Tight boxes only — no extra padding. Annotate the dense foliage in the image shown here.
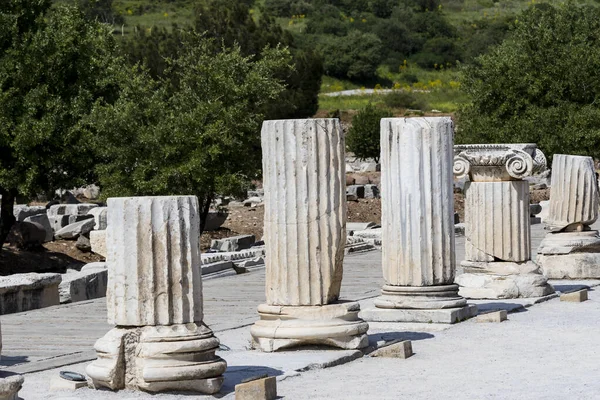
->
[346,103,392,162]
[89,36,292,232]
[458,3,600,159]
[0,0,122,245]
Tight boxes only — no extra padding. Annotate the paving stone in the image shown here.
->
[235,376,277,400]
[49,375,87,390]
[560,289,588,303]
[370,340,413,359]
[476,310,508,323]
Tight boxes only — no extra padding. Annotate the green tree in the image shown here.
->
[346,103,393,162]
[319,30,384,80]
[458,3,600,159]
[0,1,121,247]
[90,35,292,233]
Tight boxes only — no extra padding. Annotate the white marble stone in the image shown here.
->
[374,117,467,312]
[251,119,368,351]
[87,196,226,393]
[538,155,600,278]
[89,230,106,258]
[454,144,554,299]
[0,323,24,400]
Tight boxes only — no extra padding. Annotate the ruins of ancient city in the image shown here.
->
[0,115,597,400]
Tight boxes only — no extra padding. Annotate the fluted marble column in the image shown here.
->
[251,119,368,352]
[87,196,226,393]
[361,117,475,324]
[538,155,600,278]
[454,144,554,299]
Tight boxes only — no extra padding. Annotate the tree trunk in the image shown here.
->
[198,194,213,237]
[0,189,17,253]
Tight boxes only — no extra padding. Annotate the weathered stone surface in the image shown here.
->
[211,234,255,252]
[0,372,24,400]
[49,375,87,390]
[560,289,588,302]
[235,376,277,400]
[47,203,98,232]
[13,205,46,222]
[370,340,413,359]
[76,234,91,252]
[546,154,598,232]
[377,117,466,311]
[54,218,95,240]
[252,119,367,351]
[0,273,61,314]
[87,196,225,393]
[89,230,106,258]
[88,207,107,230]
[454,143,553,299]
[360,162,379,172]
[23,214,52,242]
[59,265,107,303]
[476,310,507,323]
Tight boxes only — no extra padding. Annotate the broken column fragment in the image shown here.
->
[537,154,600,278]
[86,196,226,393]
[454,144,554,299]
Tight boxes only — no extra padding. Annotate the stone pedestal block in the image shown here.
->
[366,117,474,322]
[454,144,554,299]
[87,196,225,393]
[538,155,600,278]
[252,119,368,351]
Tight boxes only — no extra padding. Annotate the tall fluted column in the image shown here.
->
[362,117,475,324]
[87,196,226,393]
[251,119,368,352]
[454,144,554,299]
[538,154,600,278]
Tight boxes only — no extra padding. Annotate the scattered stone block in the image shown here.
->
[560,289,588,303]
[211,234,255,252]
[89,230,106,258]
[0,371,24,400]
[55,218,95,240]
[243,197,263,207]
[76,235,91,252]
[348,174,370,185]
[371,340,413,359]
[345,175,356,186]
[82,184,100,200]
[364,184,379,199]
[235,376,277,400]
[0,273,61,314]
[24,213,53,242]
[59,266,108,303]
[476,310,508,323]
[346,185,365,199]
[454,223,465,236]
[8,221,46,249]
[50,375,87,390]
[347,222,380,234]
[13,205,46,222]
[360,162,379,172]
[88,207,107,230]
[204,211,228,231]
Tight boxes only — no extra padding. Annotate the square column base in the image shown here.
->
[457,261,555,299]
[360,304,478,324]
[537,253,600,279]
[250,302,369,352]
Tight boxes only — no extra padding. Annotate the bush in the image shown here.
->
[458,3,600,160]
[383,91,428,110]
[346,104,393,162]
[318,30,384,80]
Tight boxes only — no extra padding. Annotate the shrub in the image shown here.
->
[346,104,393,162]
[383,91,428,110]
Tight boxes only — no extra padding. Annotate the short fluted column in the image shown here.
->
[538,154,600,278]
[360,117,476,324]
[251,119,368,352]
[87,196,226,393]
[454,144,554,299]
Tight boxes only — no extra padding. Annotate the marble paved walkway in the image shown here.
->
[0,222,556,374]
